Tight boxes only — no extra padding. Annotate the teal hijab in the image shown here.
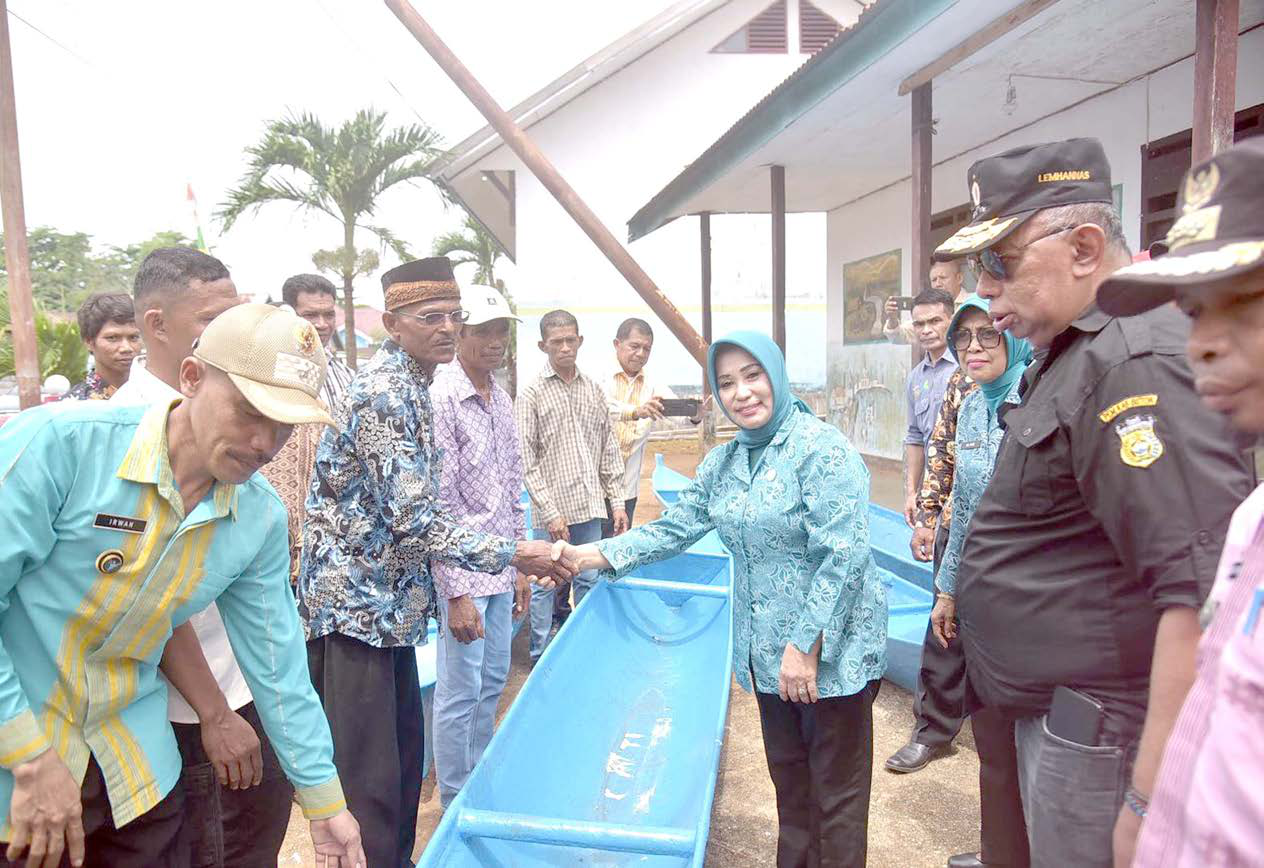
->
[948,295,1033,414]
[707,331,810,464]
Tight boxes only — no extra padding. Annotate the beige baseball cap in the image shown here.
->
[463,285,521,326]
[193,303,337,427]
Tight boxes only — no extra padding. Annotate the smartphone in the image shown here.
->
[659,398,701,417]
[1046,685,1104,746]
[894,296,917,311]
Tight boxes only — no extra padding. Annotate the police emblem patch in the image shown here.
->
[96,549,125,574]
[1114,414,1164,468]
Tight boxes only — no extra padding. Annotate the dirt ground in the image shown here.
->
[279,440,981,867]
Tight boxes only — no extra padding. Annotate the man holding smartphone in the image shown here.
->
[937,138,1253,868]
[1096,138,1264,868]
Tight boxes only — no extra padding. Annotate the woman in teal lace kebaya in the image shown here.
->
[562,330,886,868]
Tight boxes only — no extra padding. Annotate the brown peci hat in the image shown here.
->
[193,303,336,427]
[382,257,461,311]
[1098,138,1264,317]
[935,138,1114,260]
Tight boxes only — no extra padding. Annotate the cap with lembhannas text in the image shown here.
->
[935,137,1114,260]
[193,303,337,427]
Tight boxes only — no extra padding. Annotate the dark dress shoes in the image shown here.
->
[883,740,941,773]
[946,854,986,868]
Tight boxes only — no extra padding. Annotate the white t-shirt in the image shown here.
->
[112,359,253,724]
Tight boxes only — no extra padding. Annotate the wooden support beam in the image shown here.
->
[1193,0,1239,163]
[0,0,39,409]
[699,212,715,449]
[385,0,708,366]
[771,165,786,354]
[898,0,1061,96]
[910,83,933,366]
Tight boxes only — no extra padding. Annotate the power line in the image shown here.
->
[7,7,94,68]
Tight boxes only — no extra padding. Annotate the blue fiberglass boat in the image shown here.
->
[418,499,735,865]
[649,455,933,691]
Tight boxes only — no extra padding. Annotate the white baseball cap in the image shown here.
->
[463,285,521,327]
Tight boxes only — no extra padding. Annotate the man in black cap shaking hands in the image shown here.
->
[935,138,1253,868]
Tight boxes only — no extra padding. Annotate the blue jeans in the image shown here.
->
[529,518,602,658]
[433,591,514,808]
[1014,713,1137,868]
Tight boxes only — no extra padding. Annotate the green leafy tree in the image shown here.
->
[218,109,445,367]
[432,215,518,394]
[106,230,194,287]
[0,290,88,383]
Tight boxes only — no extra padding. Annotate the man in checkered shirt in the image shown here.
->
[516,309,626,661]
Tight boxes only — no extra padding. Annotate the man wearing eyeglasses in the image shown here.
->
[934,138,1253,868]
[297,258,578,868]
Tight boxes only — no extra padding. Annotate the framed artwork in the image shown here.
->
[842,248,901,345]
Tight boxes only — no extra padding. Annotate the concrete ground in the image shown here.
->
[279,441,981,866]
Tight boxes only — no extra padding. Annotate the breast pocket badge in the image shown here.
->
[1115,414,1164,469]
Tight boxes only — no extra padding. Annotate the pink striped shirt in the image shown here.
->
[1134,483,1264,867]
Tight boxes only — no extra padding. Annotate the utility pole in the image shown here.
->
[384,0,708,367]
[0,0,39,409]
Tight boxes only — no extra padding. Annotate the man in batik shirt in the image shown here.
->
[298,258,572,868]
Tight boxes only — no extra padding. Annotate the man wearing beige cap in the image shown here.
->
[0,303,365,868]
[299,258,574,867]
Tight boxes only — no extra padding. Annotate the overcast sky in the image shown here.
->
[8,0,679,306]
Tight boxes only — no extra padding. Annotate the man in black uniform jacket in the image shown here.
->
[933,138,1254,868]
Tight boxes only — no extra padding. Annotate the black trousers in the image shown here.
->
[172,701,293,868]
[755,681,878,868]
[971,707,1030,867]
[912,520,966,748]
[308,632,423,868]
[0,757,189,868]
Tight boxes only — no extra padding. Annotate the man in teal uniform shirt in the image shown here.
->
[0,304,365,868]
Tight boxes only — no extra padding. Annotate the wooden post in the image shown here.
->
[910,83,933,366]
[771,165,786,354]
[385,0,708,367]
[0,0,38,409]
[699,212,715,450]
[1192,0,1239,163]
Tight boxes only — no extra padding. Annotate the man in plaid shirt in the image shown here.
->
[517,309,626,660]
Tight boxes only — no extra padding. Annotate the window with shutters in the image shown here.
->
[713,0,788,54]
[799,0,842,53]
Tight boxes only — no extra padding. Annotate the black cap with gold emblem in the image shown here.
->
[934,137,1114,260]
[1098,138,1264,317]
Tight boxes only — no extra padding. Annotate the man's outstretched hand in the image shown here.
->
[513,540,578,584]
[311,809,366,868]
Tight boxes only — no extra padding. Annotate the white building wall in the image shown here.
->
[462,0,835,387]
[825,27,1264,460]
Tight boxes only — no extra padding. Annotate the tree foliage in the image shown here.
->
[217,109,446,367]
[0,227,192,314]
[0,289,89,383]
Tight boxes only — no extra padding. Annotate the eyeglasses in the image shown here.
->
[393,309,470,327]
[971,225,1076,281]
[951,326,1003,351]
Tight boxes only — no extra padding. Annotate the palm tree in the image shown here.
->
[432,214,504,285]
[217,109,445,367]
[432,216,520,394]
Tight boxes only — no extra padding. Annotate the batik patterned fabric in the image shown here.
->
[298,341,516,648]
[915,368,977,530]
[430,363,525,599]
[63,371,116,401]
[935,383,1020,594]
[258,423,324,584]
[597,409,887,698]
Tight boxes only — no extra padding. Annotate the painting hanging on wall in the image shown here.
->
[842,248,901,345]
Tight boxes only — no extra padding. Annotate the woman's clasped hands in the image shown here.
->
[778,635,822,703]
